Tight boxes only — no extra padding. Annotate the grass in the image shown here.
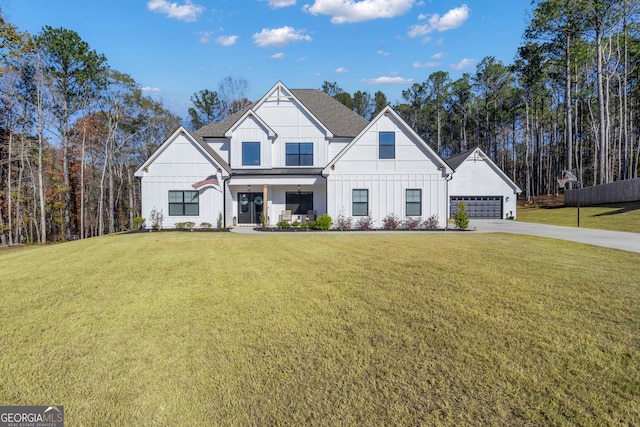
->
[517,201,640,233]
[1,232,639,425]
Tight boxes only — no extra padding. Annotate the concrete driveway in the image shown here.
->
[470,220,640,254]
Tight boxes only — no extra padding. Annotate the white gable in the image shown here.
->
[449,149,522,196]
[324,108,449,175]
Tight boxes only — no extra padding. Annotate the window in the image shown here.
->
[169,190,199,216]
[352,189,369,216]
[286,143,313,166]
[286,192,313,215]
[242,141,260,166]
[406,189,422,216]
[379,132,395,159]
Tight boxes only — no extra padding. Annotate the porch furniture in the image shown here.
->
[280,210,292,223]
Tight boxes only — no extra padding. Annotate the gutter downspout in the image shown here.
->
[445,171,454,230]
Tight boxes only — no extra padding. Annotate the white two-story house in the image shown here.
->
[134,82,518,228]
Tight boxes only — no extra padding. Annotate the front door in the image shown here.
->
[238,192,264,224]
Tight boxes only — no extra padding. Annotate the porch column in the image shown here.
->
[263,184,268,225]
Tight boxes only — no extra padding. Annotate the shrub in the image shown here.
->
[277,220,291,229]
[132,216,145,230]
[292,220,301,228]
[453,202,469,230]
[402,217,422,230]
[184,221,195,230]
[149,207,164,230]
[200,222,212,229]
[315,214,333,230]
[382,213,401,230]
[356,214,375,230]
[335,212,353,231]
[305,220,317,229]
[175,222,186,230]
[422,214,440,231]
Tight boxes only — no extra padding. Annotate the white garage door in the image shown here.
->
[450,196,503,219]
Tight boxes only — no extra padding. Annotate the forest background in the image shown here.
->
[1,0,639,244]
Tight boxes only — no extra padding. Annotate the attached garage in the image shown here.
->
[450,196,503,219]
[446,147,522,220]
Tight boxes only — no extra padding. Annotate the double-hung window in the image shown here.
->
[169,190,199,216]
[286,143,313,166]
[352,189,369,216]
[242,141,260,166]
[379,132,395,159]
[406,189,422,216]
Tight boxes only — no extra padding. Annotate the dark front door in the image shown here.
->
[238,192,264,224]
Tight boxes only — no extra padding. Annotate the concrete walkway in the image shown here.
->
[470,220,640,254]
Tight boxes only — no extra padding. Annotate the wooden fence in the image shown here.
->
[565,178,640,206]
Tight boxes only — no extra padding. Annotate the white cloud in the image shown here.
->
[268,0,296,7]
[377,50,390,56]
[271,52,286,59]
[408,4,469,37]
[451,57,475,70]
[216,35,238,46]
[253,26,312,48]
[362,76,414,85]
[141,86,162,93]
[303,0,414,24]
[413,61,440,68]
[147,0,204,22]
[432,51,446,59]
[336,67,349,73]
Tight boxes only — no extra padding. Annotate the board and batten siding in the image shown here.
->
[227,102,329,169]
[139,133,223,228]
[449,156,518,219]
[326,114,448,227]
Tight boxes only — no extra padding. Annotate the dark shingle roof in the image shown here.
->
[445,148,477,171]
[194,89,368,138]
[290,89,368,137]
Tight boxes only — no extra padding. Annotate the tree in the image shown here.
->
[352,90,373,120]
[35,26,107,240]
[188,89,222,130]
[372,90,388,117]
[321,81,343,97]
[217,76,251,117]
[426,71,452,154]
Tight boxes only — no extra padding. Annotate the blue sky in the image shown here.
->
[5,0,532,120]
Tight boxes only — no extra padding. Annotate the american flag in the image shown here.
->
[192,175,219,189]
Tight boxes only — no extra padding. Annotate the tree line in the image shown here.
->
[2,0,639,244]
[316,0,639,201]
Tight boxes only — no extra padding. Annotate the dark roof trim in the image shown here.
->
[231,168,323,176]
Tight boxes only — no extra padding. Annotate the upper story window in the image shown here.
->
[286,143,313,166]
[169,190,199,216]
[379,132,395,159]
[242,141,260,166]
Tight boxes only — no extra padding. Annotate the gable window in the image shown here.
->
[242,141,260,166]
[286,192,313,215]
[379,132,395,159]
[406,189,422,216]
[286,143,313,166]
[169,190,199,216]
[352,189,369,216]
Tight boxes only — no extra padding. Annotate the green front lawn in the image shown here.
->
[1,233,638,425]
[517,201,640,233]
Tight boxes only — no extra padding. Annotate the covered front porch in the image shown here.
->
[225,170,327,227]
